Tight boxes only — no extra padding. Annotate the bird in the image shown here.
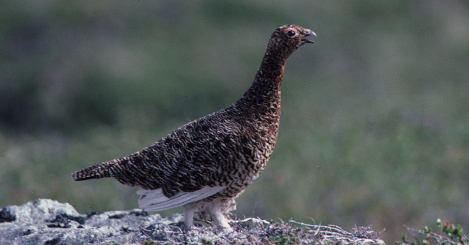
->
[72,24,316,231]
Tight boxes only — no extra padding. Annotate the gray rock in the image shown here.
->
[0,199,385,244]
[0,199,178,244]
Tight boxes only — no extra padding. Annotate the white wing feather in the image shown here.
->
[137,186,226,211]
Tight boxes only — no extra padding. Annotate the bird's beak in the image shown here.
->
[301,29,317,44]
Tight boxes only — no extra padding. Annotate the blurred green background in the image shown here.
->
[1,0,468,243]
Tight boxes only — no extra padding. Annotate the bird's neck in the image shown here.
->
[240,50,288,106]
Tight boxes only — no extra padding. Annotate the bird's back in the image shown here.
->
[72,100,278,199]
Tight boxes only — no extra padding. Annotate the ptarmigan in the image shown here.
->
[72,24,315,231]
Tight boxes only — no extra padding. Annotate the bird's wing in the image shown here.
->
[111,110,245,194]
[137,186,227,211]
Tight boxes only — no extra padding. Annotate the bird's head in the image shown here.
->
[267,24,316,58]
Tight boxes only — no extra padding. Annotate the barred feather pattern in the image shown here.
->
[72,24,315,229]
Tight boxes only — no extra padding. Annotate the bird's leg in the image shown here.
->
[210,209,232,231]
[203,199,234,231]
[182,204,197,229]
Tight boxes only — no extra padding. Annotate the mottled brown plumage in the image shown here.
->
[72,24,315,230]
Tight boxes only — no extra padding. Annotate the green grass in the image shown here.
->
[1,1,468,244]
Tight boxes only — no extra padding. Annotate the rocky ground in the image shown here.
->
[0,199,385,244]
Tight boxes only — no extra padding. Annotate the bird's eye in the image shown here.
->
[286,30,296,37]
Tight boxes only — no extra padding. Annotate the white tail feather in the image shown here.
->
[137,186,226,211]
